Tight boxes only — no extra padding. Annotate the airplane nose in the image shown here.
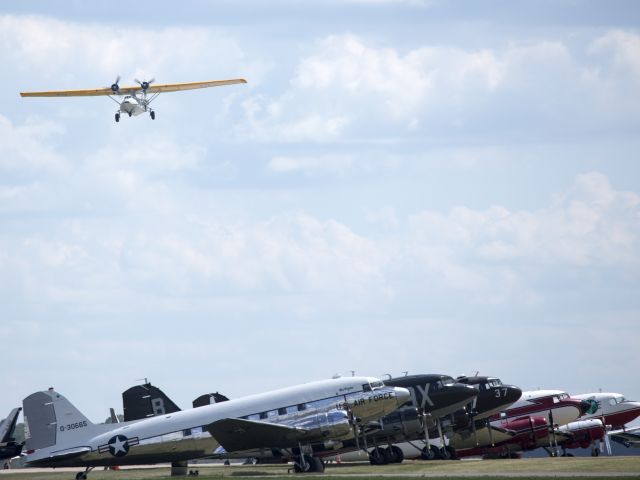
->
[394,386,411,406]
[506,385,523,403]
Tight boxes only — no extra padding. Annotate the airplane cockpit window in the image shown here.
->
[432,380,444,391]
[559,393,569,400]
[487,379,503,388]
[553,396,560,403]
[615,396,625,404]
[442,376,455,386]
[363,381,384,391]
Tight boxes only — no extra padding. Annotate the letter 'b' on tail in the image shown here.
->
[23,389,94,452]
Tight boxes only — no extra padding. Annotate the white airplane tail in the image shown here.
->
[23,389,108,454]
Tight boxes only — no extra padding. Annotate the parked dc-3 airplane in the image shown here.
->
[23,377,409,479]
[447,389,590,458]
[20,77,247,122]
[553,392,640,457]
[334,374,522,463]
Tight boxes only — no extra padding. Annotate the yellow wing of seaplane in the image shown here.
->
[20,77,247,122]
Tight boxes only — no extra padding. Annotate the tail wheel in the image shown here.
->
[150,111,155,120]
[115,113,120,123]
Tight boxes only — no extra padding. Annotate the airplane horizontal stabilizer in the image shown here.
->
[206,418,309,452]
[24,447,91,466]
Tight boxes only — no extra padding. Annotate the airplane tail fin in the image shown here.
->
[0,407,21,444]
[193,392,230,408]
[122,382,181,422]
[23,389,97,452]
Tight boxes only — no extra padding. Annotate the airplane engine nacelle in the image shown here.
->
[293,409,353,441]
[559,419,605,449]
[502,416,549,449]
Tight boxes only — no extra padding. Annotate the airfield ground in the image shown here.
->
[0,458,639,480]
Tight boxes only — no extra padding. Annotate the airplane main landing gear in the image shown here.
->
[75,466,94,480]
[115,112,120,122]
[150,110,155,120]
[293,454,324,473]
[421,444,440,460]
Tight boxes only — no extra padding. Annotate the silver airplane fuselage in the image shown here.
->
[24,377,409,468]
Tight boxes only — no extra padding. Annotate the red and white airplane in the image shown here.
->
[555,392,640,456]
[448,389,590,458]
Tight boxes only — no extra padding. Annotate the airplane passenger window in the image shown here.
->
[267,410,278,418]
[297,403,307,412]
[248,414,260,421]
[286,405,297,414]
[260,412,268,419]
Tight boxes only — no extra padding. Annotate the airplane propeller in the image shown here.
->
[343,403,361,453]
[548,409,558,456]
[601,415,612,455]
[135,78,155,91]
[110,75,121,94]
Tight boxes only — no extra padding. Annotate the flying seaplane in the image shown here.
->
[20,76,247,122]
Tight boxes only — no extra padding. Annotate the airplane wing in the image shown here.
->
[20,78,247,97]
[206,418,313,452]
[610,427,640,448]
[0,408,21,443]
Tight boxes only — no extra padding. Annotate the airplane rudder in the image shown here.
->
[23,389,95,450]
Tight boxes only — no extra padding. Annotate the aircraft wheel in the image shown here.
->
[385,445,404,463]
[150,111,155,120]
[421,445,440,460]
[75,473,87,480]
[294,455,313,473]
[439,446,451,460]
[115,113,120,122]
[591,448,600,457]
[369,447,389,465]
[444,445,458,460]
[389,445,404,463]
[311,457,324,472]
[562,453,574,457]
[128,112,132,117]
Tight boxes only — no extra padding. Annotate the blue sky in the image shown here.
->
[1,0,639,421]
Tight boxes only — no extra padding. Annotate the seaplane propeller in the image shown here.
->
[110,75,121,94]
[135,78,155,91]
